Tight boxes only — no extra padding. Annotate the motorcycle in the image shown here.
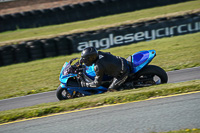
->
[56,50,168,100]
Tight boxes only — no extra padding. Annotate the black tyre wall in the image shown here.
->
[40,9,53,26]
[90,1,104,17]
[26,40,45,60]
[1,14,16,31]
[20,12,32,28]
[72,4,85,21]
[41,39,58,57]
[61,5,75,22]
[71,12,200,53]
[12,13,24,29]
[0,0,192,32]
[13,42,29,63]
[0,45,15,66]
[51,7,64,24]
[0,36,73,66]
[80,2,95,19]
[55,36,73,55]
[0,12,199,66]
[0,49,2,66]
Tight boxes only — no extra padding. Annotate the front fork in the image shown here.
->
[60,83,83,98]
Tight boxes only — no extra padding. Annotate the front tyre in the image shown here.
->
[56,86,72,100]
[134,65,168,87]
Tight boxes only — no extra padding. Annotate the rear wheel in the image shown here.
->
[134,65,168,87]
[56,86,72,100]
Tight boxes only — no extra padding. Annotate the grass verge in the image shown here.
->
[154,128,200,133]
[0,32,200,100]
[0,0,200,45]
[0,80,200,124]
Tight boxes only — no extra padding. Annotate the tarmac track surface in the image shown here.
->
[0,90,200,133]
[0,66,200,111]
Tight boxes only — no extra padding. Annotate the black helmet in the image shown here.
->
[81,47,98,66]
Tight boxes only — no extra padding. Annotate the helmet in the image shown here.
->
[81,47,98,66]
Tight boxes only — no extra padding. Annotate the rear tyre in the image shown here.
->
[134,65,168,87]
[56,86,72,100]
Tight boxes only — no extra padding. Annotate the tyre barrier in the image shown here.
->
[0,36,73,66]
[55,36,73,55]
[71,12,200,52]
[41,39,57,57]
[26,40,45,60]
[0,14,16,31]
[0,45,15,66]
[0,0,191,32]
[0,12,199,66]
[13,42,29,63]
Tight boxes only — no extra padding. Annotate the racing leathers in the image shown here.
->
[81,51,129,91]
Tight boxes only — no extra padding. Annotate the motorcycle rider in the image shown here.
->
[80,46,130,92]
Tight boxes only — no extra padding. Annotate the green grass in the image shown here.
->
[0,79,200,124]
[0,32,200,100]
[154,128,200,133]
[0,0,200,45]
[0,0,200,125]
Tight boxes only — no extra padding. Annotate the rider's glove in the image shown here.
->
[81,81,87,87]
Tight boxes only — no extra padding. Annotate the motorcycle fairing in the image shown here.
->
[131,50,156,73]
[59,62,77,84]
[66,86,107,95]
[85,65,96,79]
[59,62,108,95]
[60,81,107,96]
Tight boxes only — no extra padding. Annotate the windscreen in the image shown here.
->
[62,58,79,75]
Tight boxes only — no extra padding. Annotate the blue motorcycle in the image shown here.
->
[56,50,168,100]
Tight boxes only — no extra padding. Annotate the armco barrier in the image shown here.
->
[0,0,191,32]
[0,12,200,66]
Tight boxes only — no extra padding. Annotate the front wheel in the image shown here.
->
[56,86,72,100]
[134,65,168,87]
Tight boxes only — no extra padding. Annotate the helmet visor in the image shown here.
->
[81,57,89,65]
[81,57,94,66]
